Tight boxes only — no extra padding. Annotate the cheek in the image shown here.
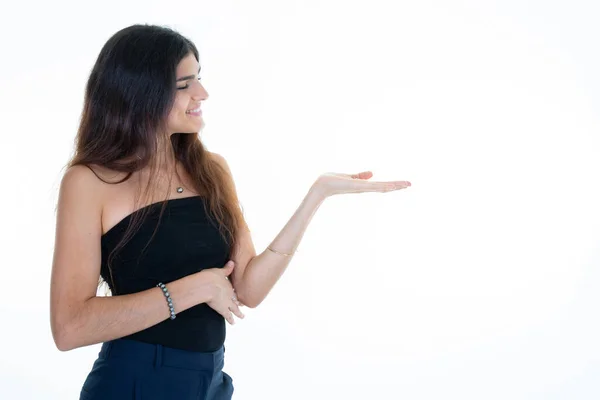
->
[177,97,190,115]
[169,98,188,120]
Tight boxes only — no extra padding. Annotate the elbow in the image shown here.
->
[52,325,76,352]
[243,300,260,309]
[237,290,262,309]
[234,278,266,309]
[51,297,93,351]
[55,338,75,352]
[51,313,79,352]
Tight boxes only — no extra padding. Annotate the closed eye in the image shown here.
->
[177,77,202,90]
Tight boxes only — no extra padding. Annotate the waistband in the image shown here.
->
[99,339,225,371]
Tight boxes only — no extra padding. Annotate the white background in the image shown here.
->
[1,0,599,399]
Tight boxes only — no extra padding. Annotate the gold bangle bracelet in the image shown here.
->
[267,246,296,257]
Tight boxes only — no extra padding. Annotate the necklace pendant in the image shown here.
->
[176,187,184,193]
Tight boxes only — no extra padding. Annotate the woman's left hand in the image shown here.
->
[311,171,411,198]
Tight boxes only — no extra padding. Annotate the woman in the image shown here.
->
[50,24,411,400]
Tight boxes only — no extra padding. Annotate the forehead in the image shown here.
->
[176,53,199,75]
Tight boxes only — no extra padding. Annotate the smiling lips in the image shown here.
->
[186,105,202,116]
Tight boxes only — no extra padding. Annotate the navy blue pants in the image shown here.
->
[79,339,234,400]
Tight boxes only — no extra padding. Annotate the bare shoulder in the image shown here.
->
[60,164,107,195]
[207,150,223,163]
[55,163,105,258]
[58,164,114,214]
[80,163,131,184]
[208,151,232,174]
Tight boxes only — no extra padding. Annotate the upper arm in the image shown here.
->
[50,164,104,347]
[210,152,256,294]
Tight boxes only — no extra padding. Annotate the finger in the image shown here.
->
[225,310,235,325]
[352,171,373,180]
[231,292,240,305]
[395,181,411,187]
[231,292,242,307]
[340,171,373,180]
[388,181,411,190]
[229,302,245,319]
[233,295,245,307]
[373,181,411,192]
[222,260,235,276]
[330,171,373,180]
[347,177,405,192]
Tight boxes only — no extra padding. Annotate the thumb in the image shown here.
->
[222,260,235,275]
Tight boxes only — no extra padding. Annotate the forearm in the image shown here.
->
[237,185,327,308]
[55,272,213,351]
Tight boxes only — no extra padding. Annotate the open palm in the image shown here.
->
[313,171,411,197]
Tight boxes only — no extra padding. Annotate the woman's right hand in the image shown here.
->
[200,261,245,325]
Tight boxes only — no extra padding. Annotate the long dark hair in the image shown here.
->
[63,24,244,293]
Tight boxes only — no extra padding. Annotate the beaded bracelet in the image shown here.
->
[156,282,176,320]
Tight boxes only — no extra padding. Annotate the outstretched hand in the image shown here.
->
[312,171,411,197]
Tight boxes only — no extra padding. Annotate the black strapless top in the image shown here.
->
[100,196,231,352]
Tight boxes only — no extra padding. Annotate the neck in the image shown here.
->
[158,135,177,170]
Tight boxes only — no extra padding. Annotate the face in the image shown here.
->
[166,52,209,135]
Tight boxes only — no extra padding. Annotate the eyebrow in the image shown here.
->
[176,67,201,82]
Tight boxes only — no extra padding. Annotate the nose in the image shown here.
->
[191,81,209,101]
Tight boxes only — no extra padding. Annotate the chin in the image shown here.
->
[189,117,204,129]
[175,121,204,134]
